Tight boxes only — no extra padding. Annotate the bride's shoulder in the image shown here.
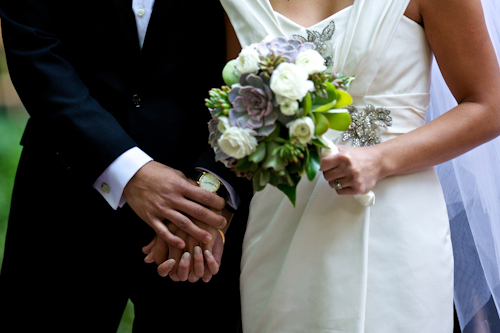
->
[406,0,485,29]
[404,0,423,26]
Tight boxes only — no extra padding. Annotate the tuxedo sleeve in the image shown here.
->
[0,2,137,185]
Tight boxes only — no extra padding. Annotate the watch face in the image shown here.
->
[198,173,220,193]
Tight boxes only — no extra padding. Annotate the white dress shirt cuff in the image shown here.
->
[93,147,153,210]
[196,167,241,210]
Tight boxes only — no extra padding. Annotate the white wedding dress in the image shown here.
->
[220,1,454,332]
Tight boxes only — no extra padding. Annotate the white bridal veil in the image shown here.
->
[426,0,500,330]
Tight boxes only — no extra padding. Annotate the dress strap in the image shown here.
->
[333,0,412,97]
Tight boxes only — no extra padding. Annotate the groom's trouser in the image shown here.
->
[0,145,247,332]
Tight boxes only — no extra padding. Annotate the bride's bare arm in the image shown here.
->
[322,0,500,194]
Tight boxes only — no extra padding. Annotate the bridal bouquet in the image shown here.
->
[205,36,353,206]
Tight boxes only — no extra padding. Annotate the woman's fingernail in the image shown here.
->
[167,259,176,268]
[182,252,190,262]
[194,246,201,256]
[204,250,213,258]
[203,234,212,244]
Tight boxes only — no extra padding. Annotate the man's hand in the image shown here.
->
[124,161,227,249]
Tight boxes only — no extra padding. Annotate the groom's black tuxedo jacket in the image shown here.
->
[3,0,251,190]
[0,1,250,332]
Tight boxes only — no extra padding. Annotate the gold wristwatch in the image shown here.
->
[194,171,228,244]
[194,171,229,200]
[196,172,221,194]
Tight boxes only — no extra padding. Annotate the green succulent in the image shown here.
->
[272,137,306,165]
[205,86,232,116]
[309,72,330,100]
[259,54,288,79]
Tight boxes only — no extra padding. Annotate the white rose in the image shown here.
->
[286,117,315,145]
[270,63,314,101]
[217,116,231,133]
[218,127,259,159]
[234,45,261,76]
[295,49,327,74]
[276,95,299,116]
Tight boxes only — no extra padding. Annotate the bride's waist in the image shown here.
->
[330,92,430,144]
[352,92,430,111]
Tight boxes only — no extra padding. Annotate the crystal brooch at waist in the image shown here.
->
[342,104,392,147]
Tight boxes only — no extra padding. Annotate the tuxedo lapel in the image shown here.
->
[139,0,167,56]
[110,0,141,55]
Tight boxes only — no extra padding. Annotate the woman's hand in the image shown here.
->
[320,145,384,195]
[143,219,224,283]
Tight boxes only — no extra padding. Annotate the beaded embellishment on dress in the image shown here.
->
[342,104,393,146]
[293,20,335,66]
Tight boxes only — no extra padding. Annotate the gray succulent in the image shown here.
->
[256,36,316,63]
[228,73,279,137]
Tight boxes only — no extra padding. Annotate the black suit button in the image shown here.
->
[132,94,141,107]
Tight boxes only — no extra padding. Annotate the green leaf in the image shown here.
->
[269,171,283,186]
[311,100,337,112]
[264,123,281,142]
[287,159,304,175]
[252,170,266,192]
[313,81,338,105]
[333,89,353,109]
[261,142,287,171]
[306,146,321,181]
[321,110,352,131]
[312,136,331,149]
[277,183,298,207]
[302,92,312,117]
[236,158,254,172]
[314,113,329,136]
[248,142,267,164]
[259,169,271,187]
[309,111,316,125]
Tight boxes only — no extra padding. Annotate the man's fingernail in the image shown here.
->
[167,259,176,268]
[204,250,213,258]
[194,246,201,256]
[182,252,190,262]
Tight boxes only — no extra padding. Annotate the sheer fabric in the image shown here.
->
[426,0,500,330]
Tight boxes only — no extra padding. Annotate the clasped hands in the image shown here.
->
[124,161,231,283]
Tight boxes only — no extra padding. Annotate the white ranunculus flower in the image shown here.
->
[261,34,275,44]
[270,63,314,101]
[234,45,261,76]
[295,49,327,74]
[276,95,299,116]
[286,117,315,145]
[218,127,258,159]
[217,116,231,133]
